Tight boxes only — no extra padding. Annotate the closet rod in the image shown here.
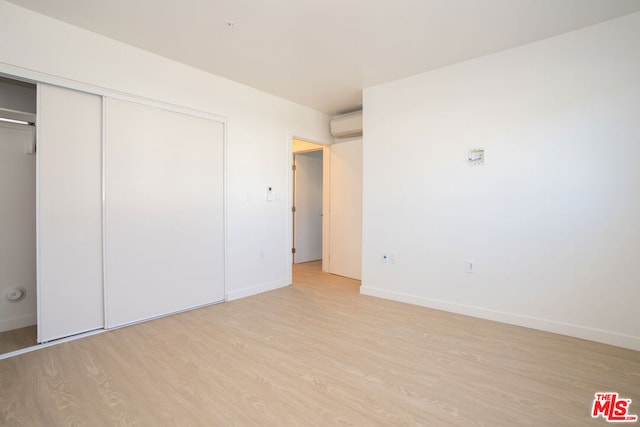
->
[0,117,35,126]
[0,107,36,126]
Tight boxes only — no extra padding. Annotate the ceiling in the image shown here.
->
[7,0,640,115]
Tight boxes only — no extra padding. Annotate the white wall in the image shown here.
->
[362,13,640,350]
[0,1,332,304]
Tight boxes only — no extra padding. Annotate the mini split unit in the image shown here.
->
[329,110,363,138]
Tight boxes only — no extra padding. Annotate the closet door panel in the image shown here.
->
[104,98,224,328]
[38,84,104,342]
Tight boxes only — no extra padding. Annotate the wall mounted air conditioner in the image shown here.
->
[330,110,362,138]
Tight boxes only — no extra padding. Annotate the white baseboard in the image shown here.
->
[360,286,640,351]
[226,279,289,302]
[0,313,37,333]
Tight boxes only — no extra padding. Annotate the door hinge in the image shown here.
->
[292,164,297,171]
[292,206,296,212]
[292,248,296,254]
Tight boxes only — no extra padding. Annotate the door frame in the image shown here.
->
[292,149,324,264]
[288,137,331,277]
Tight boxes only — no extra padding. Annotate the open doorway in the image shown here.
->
[292,139,324,265]
[0,76,37,355]
[290,137,363,281]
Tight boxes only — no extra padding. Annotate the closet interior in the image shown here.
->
[0,76,37,355]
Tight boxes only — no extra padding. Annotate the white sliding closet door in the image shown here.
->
[104,98,224,328]
[38,85,104,342]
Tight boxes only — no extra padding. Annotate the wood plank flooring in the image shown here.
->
[0,326,37,355]
[1,261,638,426]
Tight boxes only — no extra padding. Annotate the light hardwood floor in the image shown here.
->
[0,326,37,355]
[1,261,638,426]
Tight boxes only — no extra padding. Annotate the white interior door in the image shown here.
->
[0,122,36,333]
[38,84,104,342]
[293,151,323,263]
[104,98,224,328]
[329,140,362,280]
